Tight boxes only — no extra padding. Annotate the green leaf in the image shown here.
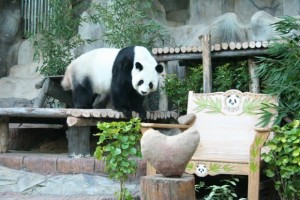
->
[129,147,137,155]
[121,143,129,149]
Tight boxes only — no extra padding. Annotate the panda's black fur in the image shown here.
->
[61,46,163,118]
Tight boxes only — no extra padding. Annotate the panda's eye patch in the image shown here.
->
[149,82,153,89]
[138,80,144,86]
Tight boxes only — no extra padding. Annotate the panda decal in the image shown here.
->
[225,94,240,108]
[61,46,164,117]
[195,164,208,177]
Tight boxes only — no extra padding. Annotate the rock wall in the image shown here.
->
[0,1,22,78]
[157,0,300,46]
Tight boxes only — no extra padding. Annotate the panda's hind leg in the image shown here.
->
[92,94,109,108]
[73,77,94,108]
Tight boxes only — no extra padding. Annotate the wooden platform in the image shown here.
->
[0,108,178,157]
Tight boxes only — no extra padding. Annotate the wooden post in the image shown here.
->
[140,174,195,200]
[201,34,212,93]
[66,127,90,157]
[159,62,168,111]
[248,58,260,93]
[0,117,9,153]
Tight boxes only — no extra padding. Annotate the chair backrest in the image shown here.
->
[187,90,277,162]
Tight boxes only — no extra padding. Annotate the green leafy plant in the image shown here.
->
[94,118,142,200]
[88,0,168,49]
[204,178,240,200]
[196,178,243,200]
[164,61,249,114]
[256,15,300,123]
[262,120,300,200]
[31,0,90,76]
[213,61,249,92]
[163,66,203,114]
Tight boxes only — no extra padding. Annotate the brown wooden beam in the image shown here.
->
[154,49,269,62]
[201,34,212,93]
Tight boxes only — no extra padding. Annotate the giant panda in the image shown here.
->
[61,46,164,117]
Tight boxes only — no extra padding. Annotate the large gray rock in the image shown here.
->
[0,77,41,99]
[0,9,21,44]
[249,11,280,41]
[18,39,36,65]
[209,12,248,43]
[141,128,200,177]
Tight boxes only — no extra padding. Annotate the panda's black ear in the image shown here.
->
[156,64,164,74]
[135,62,143,71]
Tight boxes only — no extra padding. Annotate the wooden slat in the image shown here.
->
[197,46,202,52]
[214,43,221,51]
[192,46,198,52]
[229,42,236,50]
[163,47,169,54]
[255,41,262,48]
[235,42,242,49]
[262,41,269,48]
[152,48,158,55]
[169,47,175,54]
[186,46,192,53]
[180,46,187,53]
[249,41,256,48]
[242,42,249,49]
[140,123,190,130]
[221,43,229,50]
[158,48,163,54]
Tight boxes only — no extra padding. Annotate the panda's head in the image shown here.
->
[131,47,164,96]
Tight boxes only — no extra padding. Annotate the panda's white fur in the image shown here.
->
[61,46,163,116]
[61,48,119,95]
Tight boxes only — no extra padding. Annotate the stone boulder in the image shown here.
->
[141,128,200,177]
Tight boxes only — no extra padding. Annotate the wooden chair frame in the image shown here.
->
[141,89,277,200]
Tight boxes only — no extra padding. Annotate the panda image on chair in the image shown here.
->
[61,46,164,118]
[225,94,240,108]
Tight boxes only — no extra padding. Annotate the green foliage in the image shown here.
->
[31,0,90,76]
[94,118,142,200]
[196,178,242,200]
[163,66,203,114]
[213,61,249,92]
[262,120,300,200]
[256,15,300,122]
[164,61,249,114]
[88,0,168,49]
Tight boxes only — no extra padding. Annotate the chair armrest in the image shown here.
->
[254,127,271,132]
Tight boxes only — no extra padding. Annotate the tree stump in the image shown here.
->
[140,174,195,200]
[66,127,90,157]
